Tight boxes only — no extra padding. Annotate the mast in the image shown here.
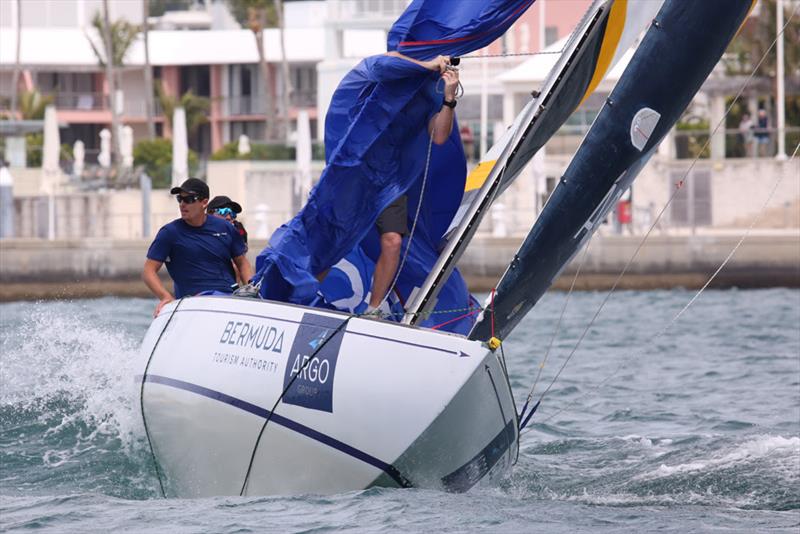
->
[403,1,610,325]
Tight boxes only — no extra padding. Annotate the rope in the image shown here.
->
[375,131,435,312]
[459,49,565,60]
[139,298,183,498]
[537,139,800,426]
[519,3,799,428]
[239,314,354,496]
[518,237,593,429]
[430,307,482,330]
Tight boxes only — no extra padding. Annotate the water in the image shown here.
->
[1,289,798,532]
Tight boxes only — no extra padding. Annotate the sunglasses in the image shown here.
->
[213,207,236,218]
[176,195,200,204]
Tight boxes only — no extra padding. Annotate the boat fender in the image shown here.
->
[487,337,502,351]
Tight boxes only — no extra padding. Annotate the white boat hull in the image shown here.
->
[138,296,518,497]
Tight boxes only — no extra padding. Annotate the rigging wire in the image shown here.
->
[521,3,799,427]
[139,298,184,498]
[517,236,593,428]
[536,139,800,427]
[459,49,565,60]
[239,314,355,495]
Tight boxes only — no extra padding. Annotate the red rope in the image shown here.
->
[430,308,481,331]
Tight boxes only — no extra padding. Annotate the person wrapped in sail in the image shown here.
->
[252,0,536,334]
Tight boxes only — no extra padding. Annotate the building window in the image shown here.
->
[290,65,317,107]
[230,121,265,142]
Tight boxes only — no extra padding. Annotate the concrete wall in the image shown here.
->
[2,233,797,288]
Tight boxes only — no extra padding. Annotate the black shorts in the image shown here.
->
[376,195,408,235]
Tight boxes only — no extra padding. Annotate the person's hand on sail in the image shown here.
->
[441,67,459,101]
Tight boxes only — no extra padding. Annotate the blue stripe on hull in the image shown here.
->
[441,419,516,492]
[144,374,516,493]
[144,374,411,488]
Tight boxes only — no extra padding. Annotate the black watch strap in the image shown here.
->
[442,98,457,109]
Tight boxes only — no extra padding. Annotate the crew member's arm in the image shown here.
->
[429,68,459,144]
[232,254,254,284]
[142,259,174,317]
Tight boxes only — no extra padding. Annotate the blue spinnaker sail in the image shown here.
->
[254,0,534,334]
[388,0,535,60]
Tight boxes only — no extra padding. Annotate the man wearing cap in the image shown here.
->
[142,178,253,316]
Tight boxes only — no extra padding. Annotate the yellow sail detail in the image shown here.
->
[579,0,628,106]
[464,160,497,192]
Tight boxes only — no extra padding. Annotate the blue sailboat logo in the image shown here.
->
[308,329,329,351]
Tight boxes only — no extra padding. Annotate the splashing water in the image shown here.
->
[0,298,158,499]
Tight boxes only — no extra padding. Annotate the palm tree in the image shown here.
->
[143,0,156,139]
[273,0,292,143]
[18,90,54,120]
[156,83,210,136]
[10,0,22,117]
[87,4,138,165]
[227,0,279,141]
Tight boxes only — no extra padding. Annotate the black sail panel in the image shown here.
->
[469,0,755,342]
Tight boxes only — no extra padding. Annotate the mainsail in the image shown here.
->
[469,0,756,342]
[403,0,665,325]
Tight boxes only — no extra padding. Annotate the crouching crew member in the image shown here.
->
[142,178,253,316]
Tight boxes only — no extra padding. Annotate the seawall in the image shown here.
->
[1,232,798,301]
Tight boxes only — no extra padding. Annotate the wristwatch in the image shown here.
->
[442,98,457,109]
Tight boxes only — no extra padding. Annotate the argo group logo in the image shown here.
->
[282,313,346,413]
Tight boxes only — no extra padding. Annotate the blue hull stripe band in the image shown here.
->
[144,374,412,488]
[441,418,516,492]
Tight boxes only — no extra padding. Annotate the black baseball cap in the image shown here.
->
[170,178,209,199]
[207,195,242,213]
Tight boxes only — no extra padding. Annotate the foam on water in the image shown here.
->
[645,435,800,479]
[0,302,144,443]
[0,300,158,499]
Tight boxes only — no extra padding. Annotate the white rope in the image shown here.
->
[523,235,594,406]
[537,139,800,426]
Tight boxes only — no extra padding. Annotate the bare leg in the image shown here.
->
[369,232,402,309]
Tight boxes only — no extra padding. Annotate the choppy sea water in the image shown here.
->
[1,289,798,532]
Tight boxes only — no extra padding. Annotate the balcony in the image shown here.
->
[227,95,268,116]
[42,91,107,111]
[227,92,317,116]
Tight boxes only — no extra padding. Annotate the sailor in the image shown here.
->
[365,54,460,316]
[207,195,248,249]
[142,178,253,316]
[207,194,249,285]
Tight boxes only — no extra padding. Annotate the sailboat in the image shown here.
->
[137,0,754,497]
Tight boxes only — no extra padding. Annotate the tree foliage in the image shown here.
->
[134,138,199,188]
[227,0,278,30]
[88,12,139,68]
[156,83,210,136]
[724,1,800,79]
[18,90,54,120]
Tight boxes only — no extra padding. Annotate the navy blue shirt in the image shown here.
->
[147,216,247,298]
